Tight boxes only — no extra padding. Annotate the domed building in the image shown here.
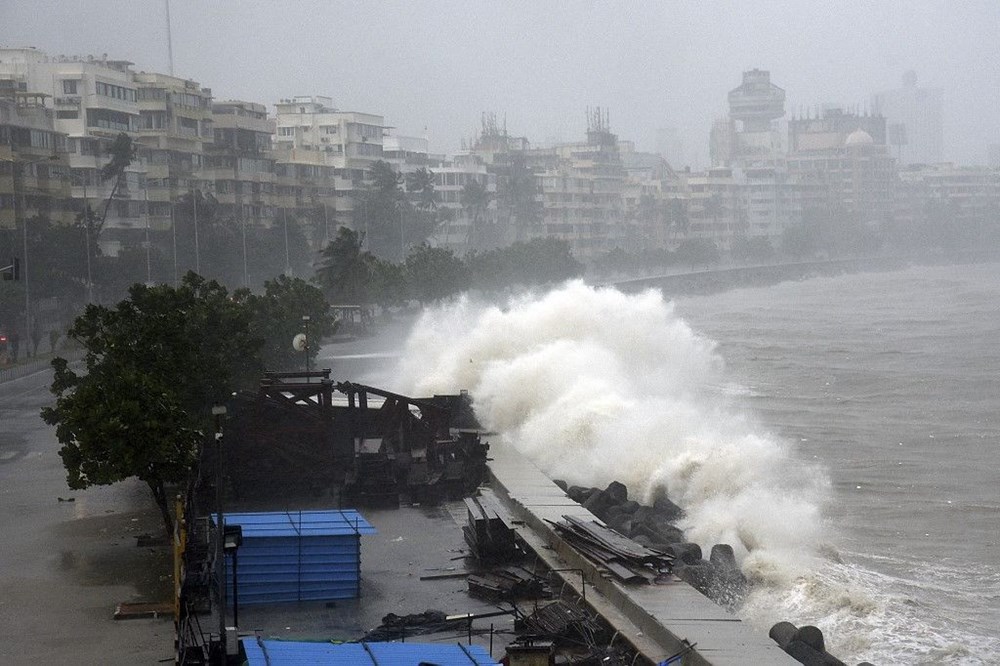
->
[787,108,896,228]
[845,128,875,147]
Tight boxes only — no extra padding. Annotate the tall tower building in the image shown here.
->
[726,69,785,164]
[872,71,943,165]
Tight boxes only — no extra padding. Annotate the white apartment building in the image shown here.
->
[0,48,144,249]
[207,100,276,227]
[134,72,213,231]
[272,96,384,234]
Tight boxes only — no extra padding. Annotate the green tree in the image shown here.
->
[354,161,404,260]
[41,273,263,538]
[405,167,438,212]
[367,257,408,309]
[461,179,492,249]
[674,238,719,270]
[315,226,374,304]
[668,198,690,237]
[469,237,581,291]
[238,275,335,371]
[98,132,137,231]
[781,223,816,259]
[404,243,469,304]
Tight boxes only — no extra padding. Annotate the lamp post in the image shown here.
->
[210,404,228,655]
[282,205,291,277]
[222,524,242,631]
[70,171,96,304]
[192,186,200,274]
[6,152,59,355]
[143,185,152,285]
[302,315,311,378]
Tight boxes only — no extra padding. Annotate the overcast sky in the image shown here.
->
[2,1,997,166]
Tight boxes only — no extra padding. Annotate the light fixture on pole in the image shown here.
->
[6,152,59,355]
[222,524,242,631]
[210,403,228,655]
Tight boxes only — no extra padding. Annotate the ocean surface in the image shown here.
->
[329,260,999,665]
[670,261,1000,664]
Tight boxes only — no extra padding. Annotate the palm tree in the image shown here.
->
[461,179,491,250]
[668,198,689,237]
[315,226,373,304]
[405,167,437,212]
[98,132,137,230]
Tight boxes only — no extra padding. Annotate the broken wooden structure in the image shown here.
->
[199,371,488,510]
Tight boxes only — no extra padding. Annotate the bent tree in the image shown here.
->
[41,273,263,538]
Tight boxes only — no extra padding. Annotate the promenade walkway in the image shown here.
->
[486,444,796,666]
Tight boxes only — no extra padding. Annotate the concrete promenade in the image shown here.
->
[486,444,796,666]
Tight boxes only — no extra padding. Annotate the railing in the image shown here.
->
[0,348,84,384]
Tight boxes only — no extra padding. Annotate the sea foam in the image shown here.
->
[394,281,829,578]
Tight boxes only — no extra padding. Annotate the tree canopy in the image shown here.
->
[237,275,336,371]
[41,273,266,537]
[404,243,469,304]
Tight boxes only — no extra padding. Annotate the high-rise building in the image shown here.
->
[0,90,72,230]
[206,100,276,229]
[0,48,145,251]
[787,108,895,226]
[872,71,943,165]
[726,69,785,164]
[272,96,384,240]
[133,72,214,233]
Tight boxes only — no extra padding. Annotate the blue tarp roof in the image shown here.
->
[217,510,376,538]
[241,640,498,666]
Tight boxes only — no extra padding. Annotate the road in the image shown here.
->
[0,368,173,664]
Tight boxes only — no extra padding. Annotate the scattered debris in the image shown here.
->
[550,515,673,584]
[467,566,547,601]
[519,600,604,646]
[463,495,518,562]
[113,602,174,620]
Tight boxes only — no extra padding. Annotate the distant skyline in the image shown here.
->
[2,0,998,166]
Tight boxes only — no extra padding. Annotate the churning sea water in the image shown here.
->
[671,261,1000,664]
[362,261,998,665]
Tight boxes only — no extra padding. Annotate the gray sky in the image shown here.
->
[2,1,997,165]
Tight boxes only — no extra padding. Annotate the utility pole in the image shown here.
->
[282,205,291,276]
[192,187,200,274]
[81,178,94,303]
[143,186,152,284]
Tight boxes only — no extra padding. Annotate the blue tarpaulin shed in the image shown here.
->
[241,639,498,666]
[218,510,376,605]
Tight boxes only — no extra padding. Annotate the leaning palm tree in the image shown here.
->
[98,132,137,230]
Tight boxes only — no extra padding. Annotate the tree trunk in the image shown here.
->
[146,476,174,541]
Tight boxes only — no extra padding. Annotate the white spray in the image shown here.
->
[389,281,999,663]
[395,281,829,580]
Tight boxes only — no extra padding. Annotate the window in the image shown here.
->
[140,111,167,130]
[56,110,79,119]
[62,79,79,94]
[278,126,294,137]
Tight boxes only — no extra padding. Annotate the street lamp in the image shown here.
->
[302,315,311,377]
[4,152,59,356]
[282,205,291,277]
[222,524,243,631]
[210,404,228,655]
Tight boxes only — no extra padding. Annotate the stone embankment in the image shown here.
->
[556,479,869,666]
